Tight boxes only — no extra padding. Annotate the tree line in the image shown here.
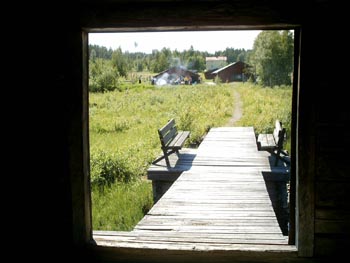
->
[89,45,251,73]
[89,30,294,92]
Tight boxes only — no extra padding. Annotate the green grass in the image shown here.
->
[92,180,153,231]
[89,82,293,231]
[235,83,292,152]
[89,84,235,187]
[89,83,235,231]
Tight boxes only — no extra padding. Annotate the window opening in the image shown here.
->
[87,30,296,246]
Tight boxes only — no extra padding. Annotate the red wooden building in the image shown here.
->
[212,61,250,83]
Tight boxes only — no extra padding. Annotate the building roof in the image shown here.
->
[212,62,241,74]
[153,66,199,79]
[212,62,237,74]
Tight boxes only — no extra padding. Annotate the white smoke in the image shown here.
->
[155,72,169,86]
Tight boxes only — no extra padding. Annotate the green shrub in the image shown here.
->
[90,150,137,191]
[91,180,153,231]
[89,83,235,189]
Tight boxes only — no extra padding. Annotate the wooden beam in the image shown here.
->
[81,1,300,31]
[295,26,316,257]
[70,30,93,245]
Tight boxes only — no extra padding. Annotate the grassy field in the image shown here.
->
[235,83,292,152]
[89,83,235,230]
[89,82,292,231]
[91,180,153,231]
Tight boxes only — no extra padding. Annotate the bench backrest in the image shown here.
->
[273,120,286,149]
[158,119,178,148]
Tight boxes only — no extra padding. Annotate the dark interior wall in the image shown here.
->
[41,4,88,260]
[44,0,349,261]
[301,21,350,257]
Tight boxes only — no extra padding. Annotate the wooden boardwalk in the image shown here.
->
[94,127,292,251]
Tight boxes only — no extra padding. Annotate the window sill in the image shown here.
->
[92,231,297,262]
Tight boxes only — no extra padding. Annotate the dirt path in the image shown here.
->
[226,89,243,126]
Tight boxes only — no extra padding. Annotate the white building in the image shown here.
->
[205,56,227,70]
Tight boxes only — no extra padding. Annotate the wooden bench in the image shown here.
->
[257,120,288,166]
[152,119,190,166]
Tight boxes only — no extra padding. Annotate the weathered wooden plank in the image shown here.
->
[143,127,288,248]
[165,183,269,188]
[170,131,190,148]
[160,199,273,203]
[137,218,280,224]
[258,134,276,149]
[133,228,284,235]
[160,198,272,203]
[94,231,289,248]
[163,192,270,196]
[95,236,288,246]
[136,217,281,226]
[160,192,271,197]
[147,211,279,217]
[95,235,288,245]
[148,208,276,214]
[97,230,287,240]
[93,238,297,253]
[95,239,292,252]
[209,127,255,132]
[148,148,197,182]
[146,204,275,210]
[134,220,281,228]
[161,189,271,194]
[94,230,286,239]
[137,215,279,221]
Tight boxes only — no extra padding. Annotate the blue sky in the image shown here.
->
[89,31,261,54]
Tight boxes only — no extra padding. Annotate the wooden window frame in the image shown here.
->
[70,22,314,261]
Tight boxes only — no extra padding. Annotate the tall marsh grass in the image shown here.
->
[91,180,153,231]
[89,84,235,188]
[235,83,292,152]
[90,82,293,231]
[90,83,235,230]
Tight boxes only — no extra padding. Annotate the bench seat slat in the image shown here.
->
[257,120,287,166]
[257,134,276,150]
[168,131,190,149]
